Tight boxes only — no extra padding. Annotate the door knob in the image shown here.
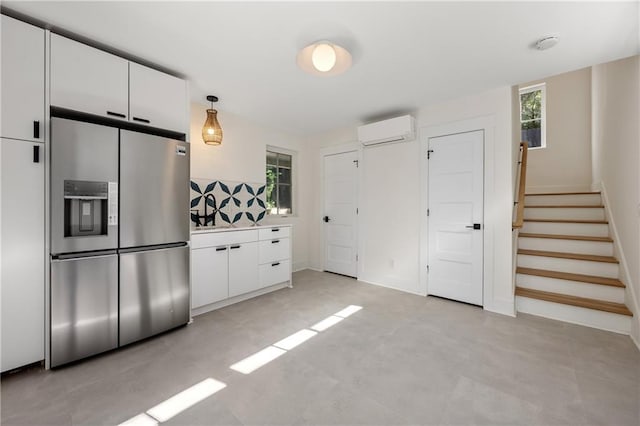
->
[323,216,330,223]
[465,223,482,230]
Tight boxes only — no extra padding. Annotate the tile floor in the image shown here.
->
[2,270,639,425]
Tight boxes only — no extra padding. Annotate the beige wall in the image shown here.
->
[307,86,515,315]
[591,55,640,344]
[519,67,593,193]
[189,103,311,272]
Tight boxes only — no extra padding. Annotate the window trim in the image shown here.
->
[266,145,297,217]
[519,83,546,150]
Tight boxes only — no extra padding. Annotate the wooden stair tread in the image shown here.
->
[525,191,601,196]
[518,249,619,263]
[515,287,632,316]
[524,205,604,208]
[524,219,608,224]
[516,267,625,288]
[518,233,613,242]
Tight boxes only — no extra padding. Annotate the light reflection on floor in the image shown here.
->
[118,304,363,425]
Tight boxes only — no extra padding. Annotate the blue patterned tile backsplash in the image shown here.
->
[190,179,267,227]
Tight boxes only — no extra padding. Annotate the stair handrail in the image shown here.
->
[512,142,529,229]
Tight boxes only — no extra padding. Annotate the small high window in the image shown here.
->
[519,83,546,149]
[266,147,294,215]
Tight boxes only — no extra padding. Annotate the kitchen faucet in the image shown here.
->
[204,193,218,226]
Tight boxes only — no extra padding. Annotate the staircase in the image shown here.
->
[515,191,633,334]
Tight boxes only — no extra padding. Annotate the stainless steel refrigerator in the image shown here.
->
[50,117,190,367]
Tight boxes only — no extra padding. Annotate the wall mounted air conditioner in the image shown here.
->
[357,115,416,147]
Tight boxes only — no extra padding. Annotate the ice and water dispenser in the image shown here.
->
[63,180,109,237]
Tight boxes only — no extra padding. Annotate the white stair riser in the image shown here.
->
[521,221,609,237]
[524,194,602,206]
[518,237,613,256]
[517,254,619,278]
[516,274,625,303]
[516,296,631,334]
[523,207,605,221]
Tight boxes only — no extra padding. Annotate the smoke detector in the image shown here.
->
[535,36,559,51]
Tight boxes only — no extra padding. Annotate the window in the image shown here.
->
[519,83,546,149]
[266,148,294,215]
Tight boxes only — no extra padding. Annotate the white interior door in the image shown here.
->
[323,151,358,277]
[428,130,484,305]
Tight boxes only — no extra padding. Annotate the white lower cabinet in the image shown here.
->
[191,246,229,308]
[228,242,259,298]
[1,138,45,372]
[259,260,291,288]
[191,226,292,314]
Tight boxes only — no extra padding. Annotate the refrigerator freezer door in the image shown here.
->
[119,245,189,346]
[119,130,189,248]
[50,252,118,367]
[51,118,119,254]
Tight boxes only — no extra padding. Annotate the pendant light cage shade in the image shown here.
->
[202,108,223,145]
[203,95,223,145]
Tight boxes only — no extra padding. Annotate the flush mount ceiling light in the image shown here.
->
[535,36,559,51]
[202,95,223,146]
[297,41,352,76]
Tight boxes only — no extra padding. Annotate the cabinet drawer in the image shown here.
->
[259,238,290,264]
[259,260,291,288]
[191,230,258,249]
[259,226,290,240]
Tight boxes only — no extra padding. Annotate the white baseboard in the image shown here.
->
[631,326,640,352]
[358,277,427,297]
[191,282,290,317]
[629,323,640,351]
[292,261,309,273]
[600,183,640,340]
[485,298,517,317]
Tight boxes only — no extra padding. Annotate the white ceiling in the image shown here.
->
[5,1,639,135]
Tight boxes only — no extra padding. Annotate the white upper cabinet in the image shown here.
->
[129,62,187,133]
[51,34,129,121]
[1,15,45,142]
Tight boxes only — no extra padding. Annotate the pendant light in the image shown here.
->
[202,95,223,145]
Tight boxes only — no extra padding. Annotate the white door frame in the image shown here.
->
[420,115,497,309]
[319,143,362,278]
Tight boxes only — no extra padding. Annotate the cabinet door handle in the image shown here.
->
[106,111,126,118]
[271,262,280,267]
[132,117,150,124]
[271,228,280,232]
[271,240,280,244]
[215,247,227,252]
[33,121,40,139]
[230,245,241,250]
[33,145,40,163]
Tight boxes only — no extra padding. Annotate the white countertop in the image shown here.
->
[191,223,292,235]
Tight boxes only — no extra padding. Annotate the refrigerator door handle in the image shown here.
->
[118,242,188,254]
[52,250,118,261]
